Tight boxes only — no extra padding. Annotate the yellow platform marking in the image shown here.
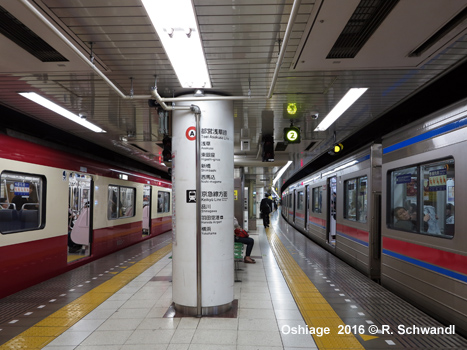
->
[266,228,365,349]
[0,244,172,350]
[360,334,379,341]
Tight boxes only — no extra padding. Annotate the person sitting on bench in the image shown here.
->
[234,217,255,264]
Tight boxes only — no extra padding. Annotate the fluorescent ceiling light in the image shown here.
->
[273,161,293,185]
[142,0,211,89]
[19,92,106,133]
[271,188,279,197]
[314,88,368,131]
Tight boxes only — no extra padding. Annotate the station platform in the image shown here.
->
[0,211,466,349]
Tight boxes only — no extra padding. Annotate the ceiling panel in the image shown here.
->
[0,0,466,186]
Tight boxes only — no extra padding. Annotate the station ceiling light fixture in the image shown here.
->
[273,160,293,185]
[18,92,106,133]
[142,0,211,89]
[314,88,368,131]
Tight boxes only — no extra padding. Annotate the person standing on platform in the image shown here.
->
[260,193,272,228]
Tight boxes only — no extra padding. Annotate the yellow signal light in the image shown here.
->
[333,143,343,153]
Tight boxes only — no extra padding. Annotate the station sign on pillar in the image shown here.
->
[171,95,234,315]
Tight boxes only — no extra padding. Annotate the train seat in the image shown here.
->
[0,209,20,232]
[20,209,38,230]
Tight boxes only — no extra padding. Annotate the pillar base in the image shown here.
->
[174,301,232,316]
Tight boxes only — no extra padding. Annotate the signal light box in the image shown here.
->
[284,126,301,144]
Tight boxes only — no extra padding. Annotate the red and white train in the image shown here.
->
[0,133,172,299]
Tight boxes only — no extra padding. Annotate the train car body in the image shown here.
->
[282,97,467,336]
[282,144,382,280]
[0,133,172,298]
[381,99,467,336]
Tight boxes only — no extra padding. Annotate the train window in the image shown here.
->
[157,191,171,213]
[120,187,135,218]
[345,179,357,221]
[107,185,135,219]
[358,177,368,223]
[388,166,418,232]
[142,185,151,236]
[297,191,304,210]
[312,187,322,213]
[344,176,368,223]
[388,158,454,238]
[420,160,454,237]
[0,171,45,234]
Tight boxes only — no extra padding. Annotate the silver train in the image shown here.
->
[282,97,467,336]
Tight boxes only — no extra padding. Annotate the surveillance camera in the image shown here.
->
[311,113,319,120]
[79,112,87,119]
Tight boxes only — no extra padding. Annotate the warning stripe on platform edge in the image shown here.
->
[0,244,172,350]
[266,227,366,349]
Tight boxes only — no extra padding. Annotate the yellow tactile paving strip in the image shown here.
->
[0,244,172,350]
[266,228,365,350]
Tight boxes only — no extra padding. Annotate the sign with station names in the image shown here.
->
[200,126,232,236]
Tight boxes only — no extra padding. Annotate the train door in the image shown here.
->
[293,190,296,223]
[142,185,151,236]
[67,172,93,262]
[305,185,310,230]
[327,176,337,246]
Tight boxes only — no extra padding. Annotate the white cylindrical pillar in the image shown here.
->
[171,96,234,315]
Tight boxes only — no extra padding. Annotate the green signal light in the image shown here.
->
[286,129,298,141]
[284,126,301,144]
[287,103,297,115]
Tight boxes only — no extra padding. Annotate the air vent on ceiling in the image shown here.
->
[326,0,399,59]
[275,142,288,152]
[0,5,68,62]
[409,6,467,57]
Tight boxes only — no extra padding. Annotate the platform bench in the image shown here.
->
[234,242,244,282]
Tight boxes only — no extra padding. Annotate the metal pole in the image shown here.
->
[23,0,301,104]
[267,0,302,98]
[192,105,202,317]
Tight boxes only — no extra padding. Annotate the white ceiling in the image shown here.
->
[0,0,467,187]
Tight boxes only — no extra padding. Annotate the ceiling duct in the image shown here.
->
[275,142,288,152]
[409,6,467,57]
[0,5,68,62]
[326,0,399,59]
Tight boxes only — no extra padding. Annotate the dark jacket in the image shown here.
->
[260,197,272,214]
